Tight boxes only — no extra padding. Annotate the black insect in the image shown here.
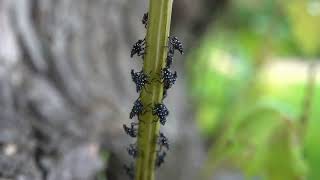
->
[161,67,177,90]
[152,103,169,126]
[130,99,144,119]
[169,36,184,55]
[123,163,135,179]
[158,132,169,150]
[155,151,166,168]
[131,69,150,92]
[166,46,175,68]
[123,122,138,138]
[142,13,148,28]
[127,144,138,158]
[131,39,145,57]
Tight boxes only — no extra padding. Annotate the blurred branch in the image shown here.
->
[299,60,318,138]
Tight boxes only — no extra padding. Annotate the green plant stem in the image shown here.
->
[135,0,173,180]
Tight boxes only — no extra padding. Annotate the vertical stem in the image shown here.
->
[135,0,173,180]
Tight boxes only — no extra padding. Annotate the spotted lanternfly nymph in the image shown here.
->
[152,103,169,126]
[161,67,177,90]
[125,10,185,173]
[123,122,138,138]
[155,151,166,168]
[169,36,184,55]
[129,98,144,119]
[123,163,135,180]
[131,39,146,58]
[166,46,175,68]
[131,69,150,92]
[158,132,169,150]
[127,144,138,158]
[142,13,148,28]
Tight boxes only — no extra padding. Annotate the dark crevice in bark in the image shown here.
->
[16,33,40,74]
[105,153,122,180]
[33,128,50,180]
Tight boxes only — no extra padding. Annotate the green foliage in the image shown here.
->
[304,86,320,180]
[188,0,320,179]
[282,0,320,56]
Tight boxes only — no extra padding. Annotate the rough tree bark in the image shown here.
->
[0,0,222,179]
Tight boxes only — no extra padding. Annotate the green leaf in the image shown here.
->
[262,120,308,180]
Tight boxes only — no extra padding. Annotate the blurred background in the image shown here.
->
[0,0,319,180]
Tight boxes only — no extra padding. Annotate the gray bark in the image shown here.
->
[0,0,219,179]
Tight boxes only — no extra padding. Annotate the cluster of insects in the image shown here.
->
[123,11,183,179]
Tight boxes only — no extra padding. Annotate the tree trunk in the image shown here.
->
[0,0,222,179]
